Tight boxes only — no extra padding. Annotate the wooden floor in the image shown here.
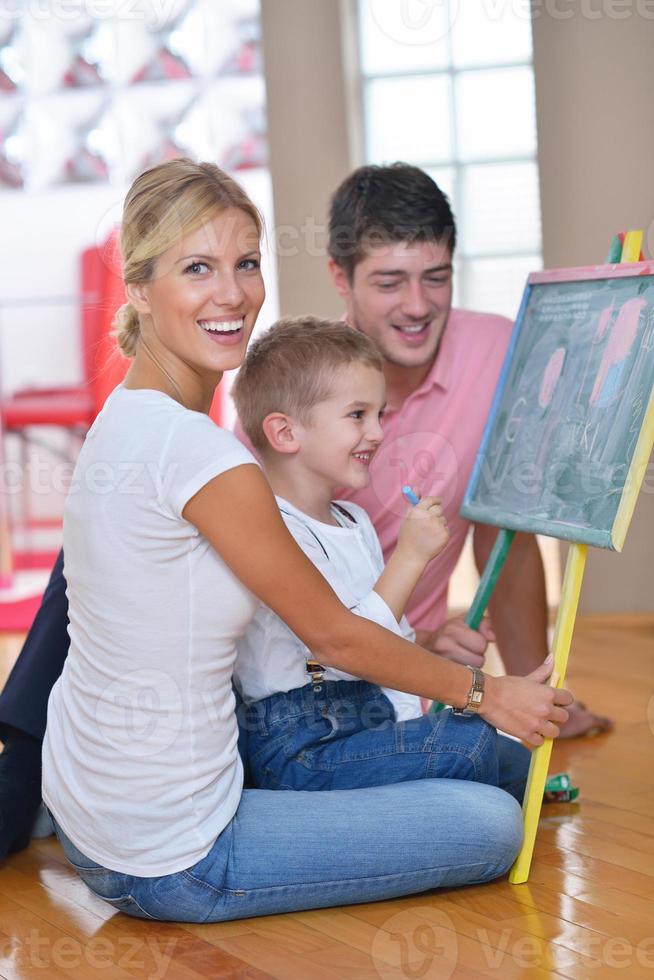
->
[0,615,652,979]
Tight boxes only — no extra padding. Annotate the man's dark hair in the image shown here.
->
[328,162,456,281]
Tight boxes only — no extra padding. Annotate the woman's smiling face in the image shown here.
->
[129,206,265,381]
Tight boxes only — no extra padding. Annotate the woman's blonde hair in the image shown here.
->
[113,158,262,357]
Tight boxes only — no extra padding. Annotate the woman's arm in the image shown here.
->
[184,464,572,747]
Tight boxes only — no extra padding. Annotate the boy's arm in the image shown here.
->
[374,496,449,622]
[374,550,429,623]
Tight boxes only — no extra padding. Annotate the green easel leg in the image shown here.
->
[430,528,515,714]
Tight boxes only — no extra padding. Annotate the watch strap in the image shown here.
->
[452,665,485,715]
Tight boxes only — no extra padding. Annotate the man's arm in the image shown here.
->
[413,529,548,671]
[472,524,549,675]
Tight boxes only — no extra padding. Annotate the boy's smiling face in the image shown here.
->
[293,361,386,497]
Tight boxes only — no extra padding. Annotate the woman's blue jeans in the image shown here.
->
[51,778,523,923]
[242,680,530,803]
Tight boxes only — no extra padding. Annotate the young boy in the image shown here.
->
[232,316,530,801]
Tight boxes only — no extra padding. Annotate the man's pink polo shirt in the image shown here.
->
[338,308,512,633]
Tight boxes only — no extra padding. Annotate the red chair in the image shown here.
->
[3,236,129,429]
[0,233,130,571]
[1,228,225,573]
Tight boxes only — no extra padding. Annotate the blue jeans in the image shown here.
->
[49,778,523,922]
[241,680,530,803]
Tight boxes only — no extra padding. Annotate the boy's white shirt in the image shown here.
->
[233,496,423,721]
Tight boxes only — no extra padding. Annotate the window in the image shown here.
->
[356,1,560,610]
[357,0,542,320]
[0,0,278,424]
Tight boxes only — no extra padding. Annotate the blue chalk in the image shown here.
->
[402,486,420,506]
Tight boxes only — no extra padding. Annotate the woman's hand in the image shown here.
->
[479,655,573,749]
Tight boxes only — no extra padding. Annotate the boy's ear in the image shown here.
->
[261,412,300,454]
[126,281,151,315]
[327,258,351,300]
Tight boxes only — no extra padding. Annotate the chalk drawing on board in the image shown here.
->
[461,263,654,550]
[590,298,646,407]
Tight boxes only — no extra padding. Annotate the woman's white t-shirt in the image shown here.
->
[42,386,259,877]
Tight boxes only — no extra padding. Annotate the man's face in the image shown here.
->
[330,239,453,372]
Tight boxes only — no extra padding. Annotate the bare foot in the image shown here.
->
[558,701,613,740]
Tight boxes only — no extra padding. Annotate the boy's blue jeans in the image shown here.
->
[241,680,531,803]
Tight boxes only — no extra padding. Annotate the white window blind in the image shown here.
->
[356,1,560,608]
[357,0,543,321]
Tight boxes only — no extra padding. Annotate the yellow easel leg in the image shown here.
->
[509,543,588,884]
[620,229,643,262]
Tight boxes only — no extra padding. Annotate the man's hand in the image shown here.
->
[416,614,495,668]
[480,655,573,748]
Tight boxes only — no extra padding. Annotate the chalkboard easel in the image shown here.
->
[458,230,654,883]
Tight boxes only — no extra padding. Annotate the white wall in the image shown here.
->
[532,5,654,613]
[0,170,277,399]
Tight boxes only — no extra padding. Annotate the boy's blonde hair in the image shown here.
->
[233,316,383,453]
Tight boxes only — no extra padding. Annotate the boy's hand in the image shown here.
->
[479,655,574,748]
[397,494,449,565]
[374,494,448,622]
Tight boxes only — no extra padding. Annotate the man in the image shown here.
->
[326,163,611,737]
[0,163,609,858]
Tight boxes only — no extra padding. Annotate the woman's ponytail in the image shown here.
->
[113,302,140,358]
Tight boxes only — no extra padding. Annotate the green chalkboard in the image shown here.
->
[461,265,654,550]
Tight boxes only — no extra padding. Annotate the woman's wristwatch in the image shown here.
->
[452,665,485,715]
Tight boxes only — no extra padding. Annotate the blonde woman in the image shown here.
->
[34,159,571,922]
